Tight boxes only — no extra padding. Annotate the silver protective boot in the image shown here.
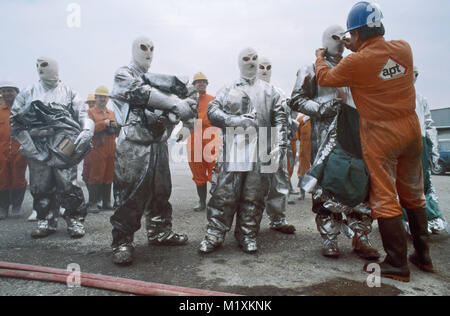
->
[347,213,380,260]
[316,213,340,258]
[31,217,58,239]
[199,234,224,254]
[112,243,135,266]
[65,217,85,239]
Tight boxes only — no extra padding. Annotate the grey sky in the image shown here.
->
[1,0,449,108]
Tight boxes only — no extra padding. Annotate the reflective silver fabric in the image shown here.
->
[265,155,289,228]
[10,81,90,221]
[416,93,439,162]
[110,62,184,246]
[291,56,351,160]
[291,55,373,242]
[204,77,286,244]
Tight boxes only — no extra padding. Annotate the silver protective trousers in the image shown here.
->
[28,159,86,220]
[111,140,173,247]
[265,157,289,228]
[206,162,270,242]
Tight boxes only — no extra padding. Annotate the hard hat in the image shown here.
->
[346,1,383,33]
[86,94,96,102]
[193,72,208,84]
[95,85,110,96]
[0,81,20,93]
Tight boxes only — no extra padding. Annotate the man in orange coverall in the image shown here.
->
[86,86,118,212]
[314,1,432,282]
[0,82,27,219]
[187,73,219,212]
[82,94,96,184]
[295,114,311,201]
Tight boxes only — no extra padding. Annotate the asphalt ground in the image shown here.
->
[0,161,449,296]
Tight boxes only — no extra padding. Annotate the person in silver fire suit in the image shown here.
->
[110,36,197,265]
[199,47,288,254]
[289,26,380,260]
[257,57,296,234]
[10,57,94,239]
[402,67,448,235]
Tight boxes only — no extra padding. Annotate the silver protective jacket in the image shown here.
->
[110,63,192,246]
[416,93,439,161]
[208,77,287,173]
[10,81,94,168]
[290,56,351,161]
[290,56,370,216]
[10,81,90,220]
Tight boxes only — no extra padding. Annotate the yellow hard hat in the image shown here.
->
[86,94,95,102]
[95,85,110,97]
[193,72,208,84]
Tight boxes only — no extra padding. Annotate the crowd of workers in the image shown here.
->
[0,2,448,283]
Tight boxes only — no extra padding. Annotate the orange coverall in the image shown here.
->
[0,104,27,190]
[295,114,312,179]
[86,106,117,185]
[187,93,220,186]
[315,36,425,219]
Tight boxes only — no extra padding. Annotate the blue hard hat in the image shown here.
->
[346,1,383,33]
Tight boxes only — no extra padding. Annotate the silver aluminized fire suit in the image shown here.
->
[290,55,378,258]
[10,81,94,238]
[200,77,287,253]
[408,93,448,234]
[110,62,196,253]
[265,86,297,232]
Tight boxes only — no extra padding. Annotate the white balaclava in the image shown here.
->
[238,47,258,80]
[414,66,419,84]
[37,57,59,88]
[322,25,345,57]
[257,57,272,83]
[132,37,154,72]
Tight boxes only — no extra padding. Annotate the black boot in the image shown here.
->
[87,184,101,213]
[365,216,410,282]
[101,183,114,210]
[0,190,10,220]
[193,184,207,212]
[406,209,434,272]
[10,188,26,217]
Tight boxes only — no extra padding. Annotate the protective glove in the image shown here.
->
[225,115,258,129]
[319,99,340,117]
[74,129,93,153]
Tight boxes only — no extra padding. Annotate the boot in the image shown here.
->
[234,231,258,254]
[86,184,101,213]
[0,190,11,220]
[101,183,114,210]
[364,216,410,282]
[198,234,223,254]
[148,231,188,246]
[298,189,305,201]
[112,243,135,266]
[348,214,380,260]
[316,213,340,258]
[193,184,207,212]
[65,217,85,239]
[270,218,296,234]
[10,188,26,217]
[31,217,58,239]
[405,209,434,272]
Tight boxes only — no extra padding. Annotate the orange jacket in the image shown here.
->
[87,106,117,157]
[0,104,21,159]
[196,93,215,130]
[315,36,415,121]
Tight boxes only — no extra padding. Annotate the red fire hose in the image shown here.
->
[0,261,239,296]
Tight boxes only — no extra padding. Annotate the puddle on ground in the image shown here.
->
[220,277,403,296]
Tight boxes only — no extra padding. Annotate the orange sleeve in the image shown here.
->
[315,54,357,88]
